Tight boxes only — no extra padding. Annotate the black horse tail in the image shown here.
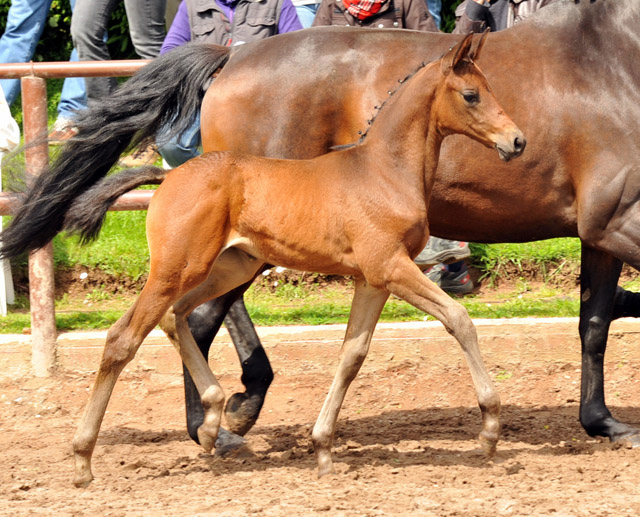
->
[0,42,230,259]
[63,166,168,242]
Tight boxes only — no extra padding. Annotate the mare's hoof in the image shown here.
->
[214,427,253,458]
[224,392,261,436]
[611,431,640,448]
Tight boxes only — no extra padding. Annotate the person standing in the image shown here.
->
[453,0,556,33]
[154,0,302,168]
[71,0,167,101]
[312,0,438,30]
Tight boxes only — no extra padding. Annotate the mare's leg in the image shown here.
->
[612,286,640,320]
[383,256,500,454]
[184,282,273,441]
[311,278,389,476]
[160,248,265,450]
[579,245,640,444]
[72,287,178,487]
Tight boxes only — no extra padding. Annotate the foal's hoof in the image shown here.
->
[214,427,252,458]
[478,432,498,458]
[197,425,219,453]
[73,472,94,489]
[224,392,261,436]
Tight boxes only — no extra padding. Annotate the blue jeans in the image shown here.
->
[0,0,53,105]
[0,0,88,121]
[157,112,201,168]
[295,4,319,29]
[71,0,167,101]
[426,0,442,29]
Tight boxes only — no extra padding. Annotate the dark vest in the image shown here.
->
[186,0,284,46]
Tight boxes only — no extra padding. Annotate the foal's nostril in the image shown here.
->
[514,136,526,153]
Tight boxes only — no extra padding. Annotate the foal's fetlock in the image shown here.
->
[198,385,225,453]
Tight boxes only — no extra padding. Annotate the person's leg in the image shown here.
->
[124,0,167,59]
[56,0,87,123]
[71,0,118,100]
[426,0,441,29]
[0,0,53,105]
[295,4,319,29]
[157,113,202,168]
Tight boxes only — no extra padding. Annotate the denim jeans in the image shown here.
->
[0,0,88,121]
[426,0,442,29]
[71,0,167,101]
[295,4,320,29]
[157,112,201,168]
[57,0,87,121]
[0,0,53,105]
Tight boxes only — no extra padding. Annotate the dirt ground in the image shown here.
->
[1,318,640,516]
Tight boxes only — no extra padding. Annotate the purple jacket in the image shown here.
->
[162,0,302,53]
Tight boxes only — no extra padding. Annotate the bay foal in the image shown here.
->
[67,34,524,486]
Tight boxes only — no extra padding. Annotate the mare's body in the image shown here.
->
[191,0,640,444]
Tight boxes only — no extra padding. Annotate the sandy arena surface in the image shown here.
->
[1,318,640,516]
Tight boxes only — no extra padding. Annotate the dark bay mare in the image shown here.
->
[1,0,639,448]
[54,35,520,485]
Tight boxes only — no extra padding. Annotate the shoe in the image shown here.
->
[48,118,78,145]
[414,237,470,268]
[118,145,160,167]
[425,263,474,296]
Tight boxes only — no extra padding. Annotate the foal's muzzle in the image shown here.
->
[496,131,526,162]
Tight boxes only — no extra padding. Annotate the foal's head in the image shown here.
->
[434,32,525,162]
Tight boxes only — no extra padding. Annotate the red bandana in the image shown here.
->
[341,0,387,21]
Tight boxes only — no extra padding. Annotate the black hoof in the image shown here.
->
[224,392,262,436]
[214,428,253,457]
[611,430,640,448]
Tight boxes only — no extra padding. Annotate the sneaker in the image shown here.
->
[414,237,470,268]
[48,118,78,145]
[425,263,474,296]
[118,145,160,167]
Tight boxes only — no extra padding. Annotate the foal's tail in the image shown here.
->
[63,166,168,243]
[0,43,230,259]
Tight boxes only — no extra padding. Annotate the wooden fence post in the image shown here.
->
[22,75,57,377]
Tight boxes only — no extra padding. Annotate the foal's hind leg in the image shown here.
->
[383,256,500,455]
[160,248,264,452]
[72,288,176,487]
[311,278,389,476]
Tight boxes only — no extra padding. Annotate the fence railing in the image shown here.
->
[0,60,152,376]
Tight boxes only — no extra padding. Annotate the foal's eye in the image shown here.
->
[462,91,479,105]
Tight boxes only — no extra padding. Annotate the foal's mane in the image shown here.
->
[329,59,434,152]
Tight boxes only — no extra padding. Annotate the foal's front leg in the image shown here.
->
[312,278,389,476]
[385,256,501,455]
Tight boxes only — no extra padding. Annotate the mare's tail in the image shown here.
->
[63,166,168,242]
[0,43,230,259]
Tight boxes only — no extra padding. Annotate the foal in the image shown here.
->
[67,33,525,486]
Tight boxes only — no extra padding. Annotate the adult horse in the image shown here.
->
[1,0,639,447]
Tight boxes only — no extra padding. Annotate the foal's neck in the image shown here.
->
[355,62,444,184]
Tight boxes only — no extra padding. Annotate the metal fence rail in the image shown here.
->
[0,59,152,376]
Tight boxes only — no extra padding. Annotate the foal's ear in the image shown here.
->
[468,28,490,61]
[441,33,474,75]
